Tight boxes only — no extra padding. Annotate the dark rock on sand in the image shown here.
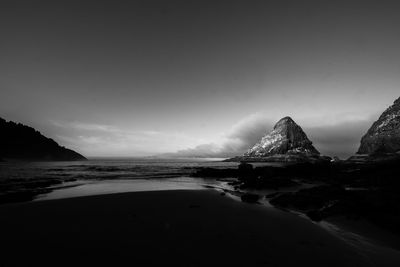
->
[269,185,346,211]
[235,161,334,189]
[265,192,282,199]
[240,176,299,190]
[193,160,333,189]
[241,193,260,203]
[192,167,239,178]
[268,181,400,233]
[238,162,255,180]
[238,162,253,172]
[306,210,324,222]
[0,117,86,161]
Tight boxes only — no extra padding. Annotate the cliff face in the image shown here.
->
[245,117,320,157]
[225,116,328,163]
[357,97,400,155]
[0,117,87,161]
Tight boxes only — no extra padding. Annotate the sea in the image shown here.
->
[0,158,240,200]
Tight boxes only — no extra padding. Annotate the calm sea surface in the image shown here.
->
[0,158,241,200]
[0,158,239,181]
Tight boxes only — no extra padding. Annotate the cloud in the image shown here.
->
[162,113,274,158]
[51,121,206,157]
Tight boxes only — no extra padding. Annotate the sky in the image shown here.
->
[1,0,400,158]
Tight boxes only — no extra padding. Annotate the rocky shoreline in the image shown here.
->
[224,154,332,163]
[205,96,400,236]
[193,156,400,235]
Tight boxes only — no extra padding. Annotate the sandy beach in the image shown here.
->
[1,189,399,266]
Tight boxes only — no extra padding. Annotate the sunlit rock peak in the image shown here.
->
[244,116,320,157]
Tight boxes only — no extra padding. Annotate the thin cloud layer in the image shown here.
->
[51,121,206,157]
[162,114,274,158]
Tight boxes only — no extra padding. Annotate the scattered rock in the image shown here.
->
[240,193,260,203]
[265,192,281,199]
[269,185,346,211]
[192,167,239,178]
[238,162,253,171]
[306,210,324,222]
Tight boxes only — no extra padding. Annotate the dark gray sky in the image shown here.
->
[1,0,399,157]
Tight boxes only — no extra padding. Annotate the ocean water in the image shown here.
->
[0,158,240,200]
[0,158,238,181]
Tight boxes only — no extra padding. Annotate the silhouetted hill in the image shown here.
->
[0,117,86,161]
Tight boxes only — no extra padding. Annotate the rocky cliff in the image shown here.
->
[0,117,87,161]
[227,117,329,163]
[357,97,400,155]
[245,116,319,157]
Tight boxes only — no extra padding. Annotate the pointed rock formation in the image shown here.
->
[227,117,329,163]
[356,96,400,157]
[245,116,319,157]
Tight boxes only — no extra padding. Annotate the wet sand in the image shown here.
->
[0,189,399,266]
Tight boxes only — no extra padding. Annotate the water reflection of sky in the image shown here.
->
[36,177,231,201]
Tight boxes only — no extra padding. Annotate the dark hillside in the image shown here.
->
[0,117,86,161]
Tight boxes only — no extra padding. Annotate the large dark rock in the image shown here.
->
[226,116,330,163]
[191,167,239,178]
[240,193,260,203]
[269,185,346,211]
[357,97,400,155]
[0,117,86,161]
